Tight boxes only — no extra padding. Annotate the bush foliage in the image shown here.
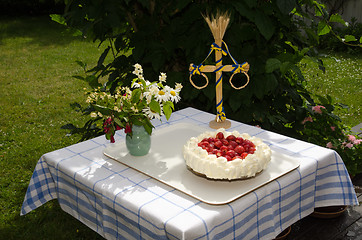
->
[58,0,326,135]
[56,0,361,173]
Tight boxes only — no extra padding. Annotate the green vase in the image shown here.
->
[126,124,151,156]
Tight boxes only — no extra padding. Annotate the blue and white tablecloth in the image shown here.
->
[21,107,358,240]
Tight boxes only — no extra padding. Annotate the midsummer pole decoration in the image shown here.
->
[189,12,250,129]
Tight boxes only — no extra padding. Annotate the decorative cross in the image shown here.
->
[189,13,250,129]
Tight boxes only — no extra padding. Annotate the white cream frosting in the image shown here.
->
[183,128,271,180]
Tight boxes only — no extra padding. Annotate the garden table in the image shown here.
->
[21,107,358,240]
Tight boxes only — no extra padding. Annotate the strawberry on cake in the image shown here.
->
[183,128,271,180]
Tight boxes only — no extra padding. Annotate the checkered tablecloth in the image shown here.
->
[21,107,358,239]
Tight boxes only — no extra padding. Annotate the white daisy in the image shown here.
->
[142,106,161,120]
[155,88,170,103]
[169,88,181,103]
[131,80,143,88]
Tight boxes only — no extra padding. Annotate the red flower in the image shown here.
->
[110,135,115,143]
[125,123,132,134]
[116,124,122,130]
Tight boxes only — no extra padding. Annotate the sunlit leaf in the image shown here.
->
[329,14,346,25]
[344,35,357,42]
[317,21,331,36]
[149,99,161,114]
[163,101,174,120]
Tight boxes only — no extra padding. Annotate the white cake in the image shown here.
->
[183,128,271,180]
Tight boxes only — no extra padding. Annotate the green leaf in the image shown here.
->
[280,61,292,75]
[360,36,362,43]
[291,65,305,82]
[285,41,298,52]
[254,12,275,40]
[265,58,281,73]
[149,99,161,114]
[329,14,346,25]
[264,73,278,93]
[344,35,357,42]
[163,101,174,120]
[317,21,331,36]
[50,14,67,26]
[142,118,154,135]
[231,2,255,21]
[131,89,142,103]
[276,0,296,15]
[92,104,113,116]
[113,118,124,128]
[300,47,310,56]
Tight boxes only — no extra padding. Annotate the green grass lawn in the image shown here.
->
[301,52,362,128]
[0,16,104,239]
[0,16,361,240]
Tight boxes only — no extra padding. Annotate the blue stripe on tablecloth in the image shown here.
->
[281,205,301,224]
[315,193,349,202]
[227,204,236,239]
[253,192,259,239]
[234,199,258,239]
[297,168,302,219]
[335,151,347,205]
[275,179,283,231]
[39,158,56,199]
[236,221,258,240]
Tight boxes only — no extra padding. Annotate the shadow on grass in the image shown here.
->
[0,200,104,240]
[0,15,90,47]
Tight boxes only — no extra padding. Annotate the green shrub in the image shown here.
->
[59,0,323,133]
[298,97,362,176]
[56,0,362,174]
[319,17,362,53]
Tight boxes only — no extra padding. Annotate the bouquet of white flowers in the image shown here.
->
[86,63,182,142]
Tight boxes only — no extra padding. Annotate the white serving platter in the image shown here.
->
[103,122,300,205]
